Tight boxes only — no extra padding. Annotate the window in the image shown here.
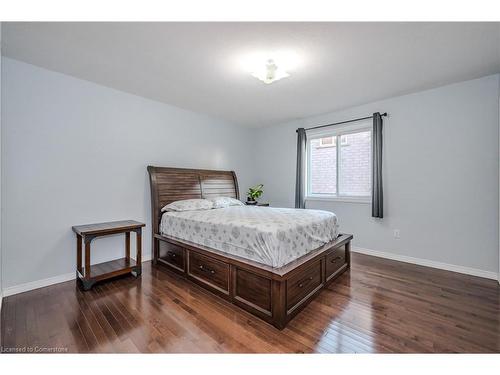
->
[318,136,348,148]
[319,136,335,147]
[307,124,372,202]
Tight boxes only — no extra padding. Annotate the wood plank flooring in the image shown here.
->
[1,253,499,353]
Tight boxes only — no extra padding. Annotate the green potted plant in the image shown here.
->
[246,184,264,205]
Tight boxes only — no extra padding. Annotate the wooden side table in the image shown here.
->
[72,220,146,290]
[245,202,270,206]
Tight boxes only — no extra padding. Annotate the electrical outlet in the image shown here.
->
[393,229,400,239]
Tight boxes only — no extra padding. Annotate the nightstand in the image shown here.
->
[72,220,145,290]
[245,202,270,206]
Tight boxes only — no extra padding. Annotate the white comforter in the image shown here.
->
[160,206,338,268]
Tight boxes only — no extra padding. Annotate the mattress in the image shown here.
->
[160,205,338,268]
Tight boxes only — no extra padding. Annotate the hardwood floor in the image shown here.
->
[1,253,499,353]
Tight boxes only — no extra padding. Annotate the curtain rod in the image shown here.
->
[297,112,387,132]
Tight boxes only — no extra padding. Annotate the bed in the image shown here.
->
[148,166,352,329]
[160,205,340,268]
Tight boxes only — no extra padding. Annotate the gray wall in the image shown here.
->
[1,58,255,289]
[254,74,500,273]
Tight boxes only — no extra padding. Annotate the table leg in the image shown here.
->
[85,238,91,279]
[125,232,130,262]
[135,228,142,276]
[76,234,82,275]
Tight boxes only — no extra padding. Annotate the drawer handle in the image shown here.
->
[330,256,343,263]
[167,251,177,258]
[199,264,215,275]
[298,276,313,288]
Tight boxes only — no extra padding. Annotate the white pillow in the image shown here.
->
[161,199,213,212]
[209,196,244,209]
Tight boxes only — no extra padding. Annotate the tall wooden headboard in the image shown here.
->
[147,166,239,235]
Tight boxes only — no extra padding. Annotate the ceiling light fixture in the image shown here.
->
[240,50,299,85]
[251,59,290,84]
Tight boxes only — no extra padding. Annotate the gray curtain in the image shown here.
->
[295,128,307,208]
[372,112,384,218]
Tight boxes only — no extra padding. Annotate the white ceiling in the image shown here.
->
[3,22,500,127]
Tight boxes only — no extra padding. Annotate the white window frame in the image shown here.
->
[305,120,372,204]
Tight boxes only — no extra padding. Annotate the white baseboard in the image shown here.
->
[352,246,498,280]
[2,255,153,297]
[3,272,76,297]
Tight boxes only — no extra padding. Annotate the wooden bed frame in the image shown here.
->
[147,166,352,329]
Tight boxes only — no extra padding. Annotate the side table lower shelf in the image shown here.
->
[77,257,141,290]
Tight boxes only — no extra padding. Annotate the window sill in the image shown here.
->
[305,196,371,204]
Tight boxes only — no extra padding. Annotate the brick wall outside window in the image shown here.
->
[310,139,336,194]
[309,131,371,196]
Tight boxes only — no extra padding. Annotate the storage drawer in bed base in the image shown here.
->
[152,234,352,330]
